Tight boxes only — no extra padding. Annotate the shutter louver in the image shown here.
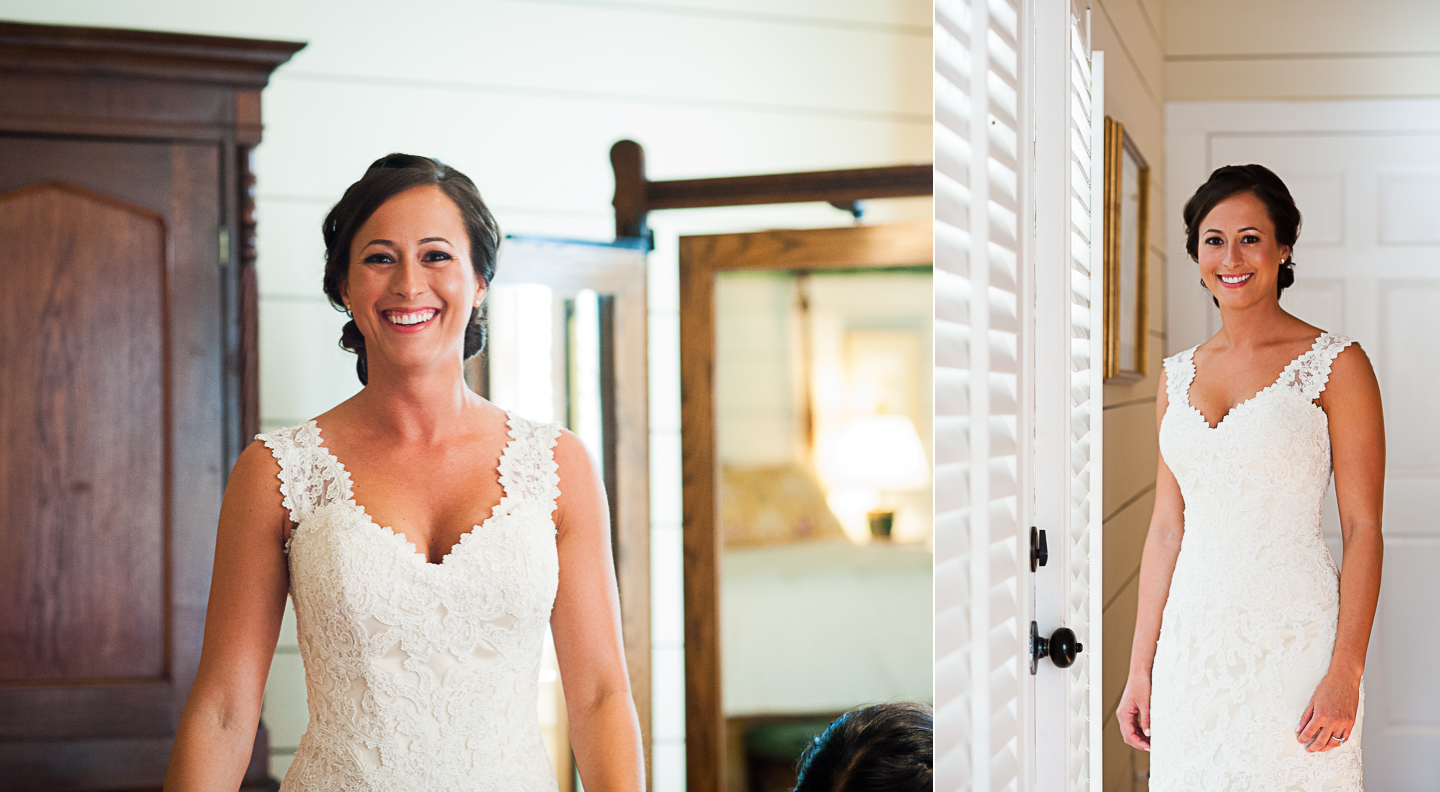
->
[935,0,1026,790]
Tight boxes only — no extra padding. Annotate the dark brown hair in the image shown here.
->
[321,153,501,384]
[793,703,932,792]
[1182,163,1301,304]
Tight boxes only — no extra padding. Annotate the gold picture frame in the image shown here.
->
[1103,116,1150,381]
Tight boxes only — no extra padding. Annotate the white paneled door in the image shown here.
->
[1167,99,1440,789]
[935,1,1102,789]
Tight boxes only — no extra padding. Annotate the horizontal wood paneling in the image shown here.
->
[1100,401,1158,515]
[1165,0,1440,56]
[1164,0,1440,100]
[256,299,362,425]
[1101,488,1153,608]
[252,78,928,213]
[1,0,927,117]
[520,0,931,28]
[1166,56,1440,100]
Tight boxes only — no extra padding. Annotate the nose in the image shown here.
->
[1224,237,1243,267]
[390,257,426,299]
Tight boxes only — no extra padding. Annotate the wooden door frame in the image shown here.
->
[484,237,653,787]
[678,221,932,792]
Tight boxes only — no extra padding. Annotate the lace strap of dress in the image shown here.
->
[497,413,563,521]
[256,421,351,528]
[1286,332,1356,401]
[1162,346,1199,403]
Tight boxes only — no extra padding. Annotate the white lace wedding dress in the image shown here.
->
[1151,333,1364,791]
[258,413,561,791]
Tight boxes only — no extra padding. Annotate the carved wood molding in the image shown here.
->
[0,21,305,87]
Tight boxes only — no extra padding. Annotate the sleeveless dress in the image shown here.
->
[1151,333,1364,791]
[258,412,562,792]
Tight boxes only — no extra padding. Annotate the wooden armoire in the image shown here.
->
[0,22,302,791]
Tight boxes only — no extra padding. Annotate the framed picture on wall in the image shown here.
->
[1103,116,1150,382]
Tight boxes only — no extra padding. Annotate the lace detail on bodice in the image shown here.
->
[1152,333,1363,791]
[258,413,562,792]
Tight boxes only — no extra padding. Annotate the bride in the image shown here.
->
[1116,164,1383,790]
[165,154,644,791]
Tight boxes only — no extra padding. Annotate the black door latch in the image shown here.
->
[1030,526,1048,571]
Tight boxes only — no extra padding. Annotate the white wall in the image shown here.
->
[0,0,930,786]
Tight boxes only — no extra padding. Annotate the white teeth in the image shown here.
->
[1220,274,1251,284]
[389,310,436,325]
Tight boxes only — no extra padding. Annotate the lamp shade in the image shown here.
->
[816,415,929,490]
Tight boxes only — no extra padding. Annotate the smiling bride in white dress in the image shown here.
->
[165,154,643,791]
[1116,164,1384,791]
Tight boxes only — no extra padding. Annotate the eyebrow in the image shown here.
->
[1203,227,1261,234]
[361,237,453,248]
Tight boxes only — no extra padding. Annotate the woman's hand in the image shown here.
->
[1116,673,1152,751]
[1297,671,1360,752]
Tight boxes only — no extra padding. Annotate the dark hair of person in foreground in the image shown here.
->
[793,702,933,792]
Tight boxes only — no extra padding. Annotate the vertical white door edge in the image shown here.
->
[1032,4,1103,789]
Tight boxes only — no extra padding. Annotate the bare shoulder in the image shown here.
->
[551,427,601,490]
[221,439,290,534]
[550,428,607,532]
[1319,340,1382,417]
[231,439,283,491]
[1328,340,1379,391]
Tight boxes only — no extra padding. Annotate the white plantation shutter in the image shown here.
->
[1063,10,1103,790]
[934,0,1028,789]
[938,1,1102,789]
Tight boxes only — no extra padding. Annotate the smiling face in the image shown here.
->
[339,184,484,379]
[1197,191,1292,310]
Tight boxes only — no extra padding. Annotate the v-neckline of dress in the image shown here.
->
[1183,334,1325,430]
[306,411,520,568]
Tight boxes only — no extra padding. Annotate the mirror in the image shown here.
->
[679,222,933,792]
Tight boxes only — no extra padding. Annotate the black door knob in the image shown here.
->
[1029,621,1083,674]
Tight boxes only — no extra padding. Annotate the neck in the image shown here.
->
[351,357,477,442]
[1215,295,1294,350]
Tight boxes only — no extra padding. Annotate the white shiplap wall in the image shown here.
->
[0,0,931,787]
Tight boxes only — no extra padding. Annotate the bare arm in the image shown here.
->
[164,441,291,790]
[1116,379,1187,752]
[1297,344,1384,752]
[550,430,644,791]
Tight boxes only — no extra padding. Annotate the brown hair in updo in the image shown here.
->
[321,153,501,385]
[1182,163,1301,306]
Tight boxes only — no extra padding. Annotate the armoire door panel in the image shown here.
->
[0,138,223,748]
[0,182,168,684]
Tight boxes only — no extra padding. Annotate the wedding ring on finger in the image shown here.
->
[1330,734,1346,743]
